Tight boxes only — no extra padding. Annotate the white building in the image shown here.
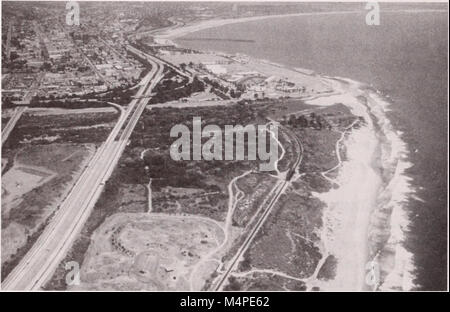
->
[205,64,227,75]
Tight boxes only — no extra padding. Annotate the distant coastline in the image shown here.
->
[157,11,362,39]
[156,8,447,40]
[178,38,255,43]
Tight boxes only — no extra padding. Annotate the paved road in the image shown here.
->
[5,21,12,61]
[58,23,110,88]
[127,45,193,83]
[16,72,45,105]
[1,49,164,291]
[2,106,27,146]
[2,72,45,146]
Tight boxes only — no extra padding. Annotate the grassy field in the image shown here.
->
[1,143,94,279]
[1,109,121,280]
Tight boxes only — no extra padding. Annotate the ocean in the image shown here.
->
[176,9,448,290]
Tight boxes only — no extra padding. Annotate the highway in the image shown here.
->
[1,48,164,290]
[127,44,193,83]
[2,53,45,146]
[2,106,27,146]
[16,71,46,105]
[2,71,45,146]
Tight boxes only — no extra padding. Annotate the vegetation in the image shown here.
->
[1,144,93,281]
[29,99,111,109]
[149,69,205,104]
[3,112,118,148]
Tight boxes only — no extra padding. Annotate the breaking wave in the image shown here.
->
[355,80,417,291]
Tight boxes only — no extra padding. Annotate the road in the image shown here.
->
[127,44,193,83]
[58,23,110,88]
[15,72,46,105]
[98,37,129,62]
[2,106,27,146]
[5,21,13,62]
[78,47,110,88]
[33,21,47,60]
[1,48,164,291]
[213,181,289,291]
[213,125,303,291]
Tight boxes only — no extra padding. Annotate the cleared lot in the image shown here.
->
[71,213,225,291]
[1,144,94,277]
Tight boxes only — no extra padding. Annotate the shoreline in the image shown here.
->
[158,14,418,291]
[156,11,362,40]
[305,77,416,291]
[305,78,382,291]
[156,8,447,41]
[360,86,417,291]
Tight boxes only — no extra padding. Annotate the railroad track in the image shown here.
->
[213,125,303,290]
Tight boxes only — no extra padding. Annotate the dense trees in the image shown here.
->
[286,112,331,130]
[149,74,205,104]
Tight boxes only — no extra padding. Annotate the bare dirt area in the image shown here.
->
[1,143,95,278]
[227,272,307,291]
[2,164,56,217]
[70,213,225,291]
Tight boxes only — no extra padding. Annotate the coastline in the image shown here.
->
[305,77,416,291]
[157,14,418,291]
[156,9,447,40]
[360,85,417,291]
[156,11,361,40]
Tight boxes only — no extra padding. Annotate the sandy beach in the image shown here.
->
[304,77,416,291]
[156,9,446,40]
[159,13,418,291]
[156,11,361,39]
[303,79,381,291]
